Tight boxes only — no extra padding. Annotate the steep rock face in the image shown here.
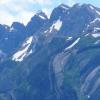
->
[0,3,100,100]
[0,22,26,54]
[50,4,70,21]
[0,12,47,57]
[26,11,48,35]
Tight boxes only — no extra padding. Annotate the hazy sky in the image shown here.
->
[0,0,100,26]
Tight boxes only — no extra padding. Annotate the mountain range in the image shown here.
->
[0,3,100,100]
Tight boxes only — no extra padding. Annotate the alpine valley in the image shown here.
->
[0,3,100,100]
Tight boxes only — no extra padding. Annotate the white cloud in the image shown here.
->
[16,11,34,25]
[0,0,52,26]
[67,0,75,6]
[0,1,29,25]
[0,9,34,26]
[0,0,12,4]
[0,0,76,25]
[32,0,52,5]
[42,8,52,18]
[0,10,15,25]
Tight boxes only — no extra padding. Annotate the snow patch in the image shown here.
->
[90,18,100,24]
[65,38,80,50]
[49,19,62,32]
[60,5,69,10]
[38,15,46,19]
[66,37,72,40]
[89,5,94,10]
[12,36,33,62]
[94,27,100,32]
[89,5,100,15]
[27,49,33,57]
[54,20,62,30]
[9,27,16,32]
[22,36,33,47]
[92,33,100,38]
[85,33,90,37]
[95,10,100,15]
[94,40,100,44]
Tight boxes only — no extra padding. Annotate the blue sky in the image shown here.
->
[0,0,100,26]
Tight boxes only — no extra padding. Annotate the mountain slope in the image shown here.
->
[0,4,100,100]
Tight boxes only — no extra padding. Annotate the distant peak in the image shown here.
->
[36,10,44,15]
[58,4,70,10]
[11,22,24,27]
[72,3,80,8]
[72,3,97,10]
[11,22,25,30]
[35,10,48,20]
[72,3,93,8]
[71,3,99,13]
[81,4,94,8]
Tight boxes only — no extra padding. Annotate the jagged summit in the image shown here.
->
[11,22,25,30]
[26,10,48,35]
[58,3,70,9]
[35,10,48,20]
[50,4,70,21]
[71,3,100,16]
